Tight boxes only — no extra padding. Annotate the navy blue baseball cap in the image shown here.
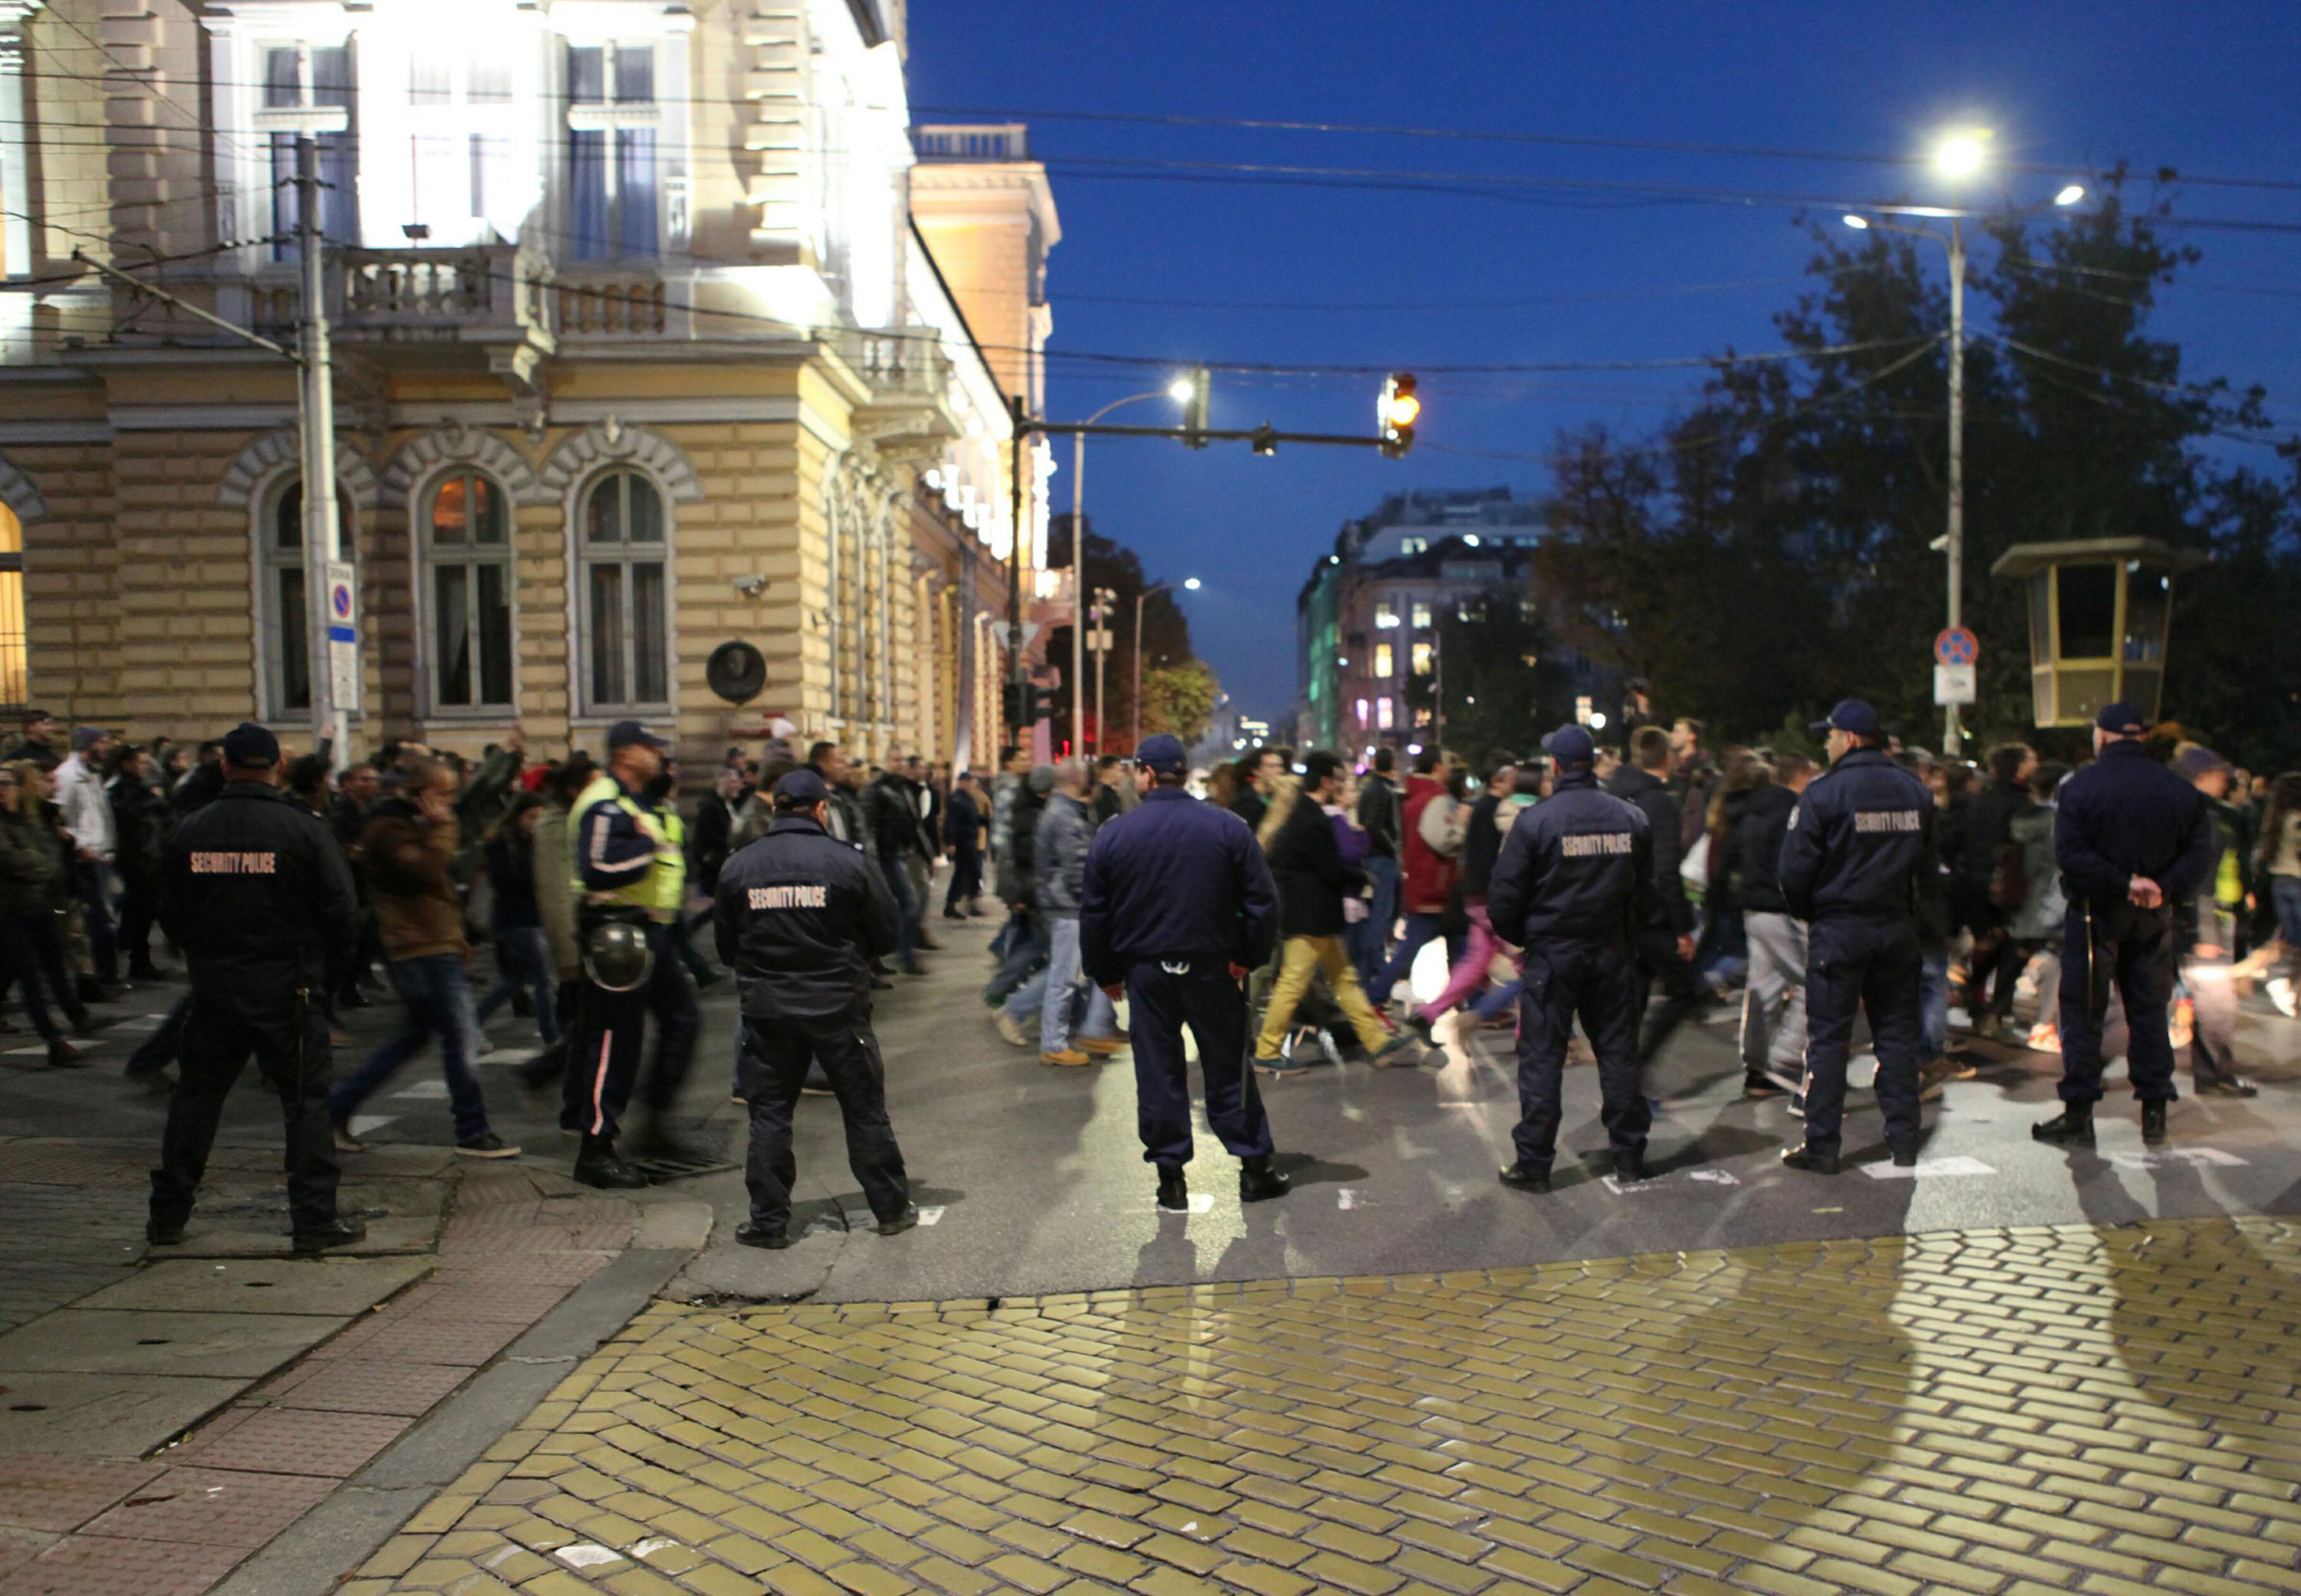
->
[1135,734,1189,775]
[221,721,281,767]
[1540,724,1596,765]
[2095,701,2146,737]
[773,768,830,805]
[607,719,669,752]
[1809,699,1883,739]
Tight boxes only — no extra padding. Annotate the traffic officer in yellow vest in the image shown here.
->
[565,719,703,1189]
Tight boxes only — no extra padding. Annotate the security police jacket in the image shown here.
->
[160,780,360,1009]
[714,815,900,1019]
[2053,741,2214,911]
[1486,770,1655,947]
[1079,788,1279,986]
[1776,749,1937,923]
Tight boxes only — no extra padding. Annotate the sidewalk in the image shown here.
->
[0,1134,695,1596]
[340,1214,2301,1596]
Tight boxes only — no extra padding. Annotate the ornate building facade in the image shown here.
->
[0,0,1057,771]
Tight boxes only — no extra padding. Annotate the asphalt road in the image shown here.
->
[12,909,2297,1307]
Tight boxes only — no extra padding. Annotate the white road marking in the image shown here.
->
[917,1206,946,1226]
[391,1078,450,1099]
[555,1545,622,1569]
[347,1115,396,1137]
[476,1048,530,1065]
[1603,1168,1740,1195]
[110,1014,165,1030]
[1862,1155,1997,1180]
[2104,1147,2247,1170]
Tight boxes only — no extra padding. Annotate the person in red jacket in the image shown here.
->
[1369,749,1466,1005]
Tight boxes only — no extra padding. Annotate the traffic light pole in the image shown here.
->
[1026,421,1397,449]
[1007,395,1027,745]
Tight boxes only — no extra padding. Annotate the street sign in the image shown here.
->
[1086,628,1114,652]
[1934,627,1979,666]
[1934,664,1977,706]
[324,559,358,710]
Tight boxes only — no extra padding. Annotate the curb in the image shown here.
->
[208,1197,714,1596]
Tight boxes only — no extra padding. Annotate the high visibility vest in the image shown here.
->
[570,775,680,923]
[653,811,689,920]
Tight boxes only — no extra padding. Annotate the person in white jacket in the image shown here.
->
[54,726,120,992]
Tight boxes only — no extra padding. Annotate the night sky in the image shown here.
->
[904,2,2301,729]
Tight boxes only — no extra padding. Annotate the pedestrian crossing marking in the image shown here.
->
[348,1115,396,1137]
[391,1079,450,1099]
[2104,1147,2246,1170]
[917,1206,945,1226]
[1603,1168,1740,1195]
[1862,1155,1997,1180]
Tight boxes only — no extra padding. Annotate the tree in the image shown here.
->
[1139,659,1220,745]
[1527,175,2299,763]
[1043,514,1197,749]
[1400,584,1577,769]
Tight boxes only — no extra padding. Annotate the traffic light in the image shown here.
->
[1181,365,1211,447]
[1030,682,1055,725]
[1378,372,1419,458]
[1004,680,1055,732]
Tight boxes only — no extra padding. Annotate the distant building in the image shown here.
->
[1295,487,1606,755]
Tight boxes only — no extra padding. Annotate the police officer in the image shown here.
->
[1485,725,1657,1191]
[2033,702,2214,1148]
[1080,734,1290,1213]
[1776,699,1935,1173]
[148,722,364,1252]
[565,720,703,1189]
[715,768,915,1248]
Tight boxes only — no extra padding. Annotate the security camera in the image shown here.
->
[730,574,768,597]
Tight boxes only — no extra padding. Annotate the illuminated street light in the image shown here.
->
[1842,213,1871,230]
[1167,377,1196,403]
[2054,183,2085,206]
[1183,576,1202,590]
[1934,130,1990,179]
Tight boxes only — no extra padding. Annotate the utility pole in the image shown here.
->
[1091,586,1115,755]
[1942,216,1965,759]
[1006,395,1027,742]
[295,137,347,763]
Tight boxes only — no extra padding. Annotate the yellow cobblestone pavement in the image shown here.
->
[351,1216,2301,1596]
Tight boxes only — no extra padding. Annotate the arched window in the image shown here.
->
[259,479,352,717]
[423,469,514,709]
[577,469,667,709]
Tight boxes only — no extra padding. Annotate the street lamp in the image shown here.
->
[1842,143,2084,755]
[1133,577,1200,750]
[1067,380,1194,757]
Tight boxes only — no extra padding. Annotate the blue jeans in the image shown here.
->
[1356,856,1401,986]
[1921,946,1950,1060]
[2272,877,2301,952]
[1371,910,1446,1005]
[1006,916,1118,1052]
[476,926,559,1046]
[986,911,1049,1005]
[879,856,921,969]
[330,953,492,1145]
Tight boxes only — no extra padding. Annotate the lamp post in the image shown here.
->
[1068,380,1195,757]
[1091,585,1118,755]
[1842,131,2082,755]
[1133,575,1200,750]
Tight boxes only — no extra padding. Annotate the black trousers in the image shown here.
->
[117,872,162,973]
[944,847,983,913]
[1127,958,1274,1168]
[568,924,701,1150]
[1513,940,1647,1174]
[1634,924,1707,1065]
[151,997,340,1237]
[737,1009,909,1232]
[2059,900,2177,1105]
[0,916,61,1042]
[1802,916,1924,1160]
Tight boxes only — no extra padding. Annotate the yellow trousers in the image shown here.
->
[1255,934,1390,1060]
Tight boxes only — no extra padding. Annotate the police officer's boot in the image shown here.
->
[2030,1101,2095,1146]
[1612,1152,1646,1183]
[1155,1165,1189,1213]
[1496,1162,1549,1193]
[573,1139,650,1190]
[1239,1155,1290,1203]
[2141,1101,2168,1146]
[1779,1143,1838,1174]
[291,1216,367,1256]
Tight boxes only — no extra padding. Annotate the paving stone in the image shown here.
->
[0,1456,165,1532]
[80,1465,333,1548]
[171,1405,411,1478]
[0,1529,247,1596]
[71,1257,431,1317]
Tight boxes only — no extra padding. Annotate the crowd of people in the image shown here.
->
[10,678,2276,1243]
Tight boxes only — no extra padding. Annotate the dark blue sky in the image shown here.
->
[906,2,2301,727]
